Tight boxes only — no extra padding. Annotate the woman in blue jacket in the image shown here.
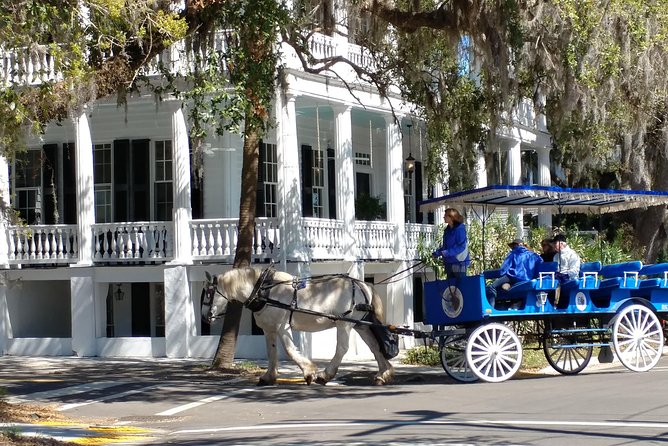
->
[432,208,470,279]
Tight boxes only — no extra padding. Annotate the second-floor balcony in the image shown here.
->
[5,218,437,268]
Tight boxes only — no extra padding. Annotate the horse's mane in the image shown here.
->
[220,267,293,300]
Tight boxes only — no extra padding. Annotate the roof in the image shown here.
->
[418,185,668,214]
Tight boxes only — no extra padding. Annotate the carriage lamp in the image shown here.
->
[405,123,415,173]
[115,284,125,301]
[405,153,415,173]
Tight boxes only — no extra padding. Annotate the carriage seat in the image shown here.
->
[598,260,643,290]
[639,263,668,289]
[562,261,602,291]
[503,262,559,296]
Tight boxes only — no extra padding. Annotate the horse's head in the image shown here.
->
[201,271,231,324]
[201,268,271,323]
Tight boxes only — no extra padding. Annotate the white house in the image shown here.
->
[0,25,551,360]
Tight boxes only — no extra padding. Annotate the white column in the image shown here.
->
[0,155,10,267]
[433,182,445,224]
[277,91,306,264]
[170,105,193,265]
[75,110,95,266]
[537,148,552,228]
[476,149,488,188]
[384,115,406,259]
[507,139,523,235]
[164,266,192,358]
[333,104,356,260]
[333,0,348,40]
[0,280,9,354]
[71,270,96,356]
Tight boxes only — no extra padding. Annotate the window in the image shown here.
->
[262,142,278,218]
[312,149,324,217]
[521,149,538,185]
[404,167,414,222]
[94,143,113,223]
[13,150,43,224]
[154,140,173,221]
[354,152,371,166]
[486,150,509,185]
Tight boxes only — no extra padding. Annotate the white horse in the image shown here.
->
[202,267,395,386]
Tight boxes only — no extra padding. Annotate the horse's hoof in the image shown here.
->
[257,379,274,386]
[315,376,328,385]
[305,375,313,385]
[373,377,386,386]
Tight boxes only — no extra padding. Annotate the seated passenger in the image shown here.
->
[552,233,581,281]
[540,238,557,262]
[551,233,582,305]
[486,239,543,308]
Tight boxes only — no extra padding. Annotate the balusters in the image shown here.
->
[191,224,201,256]
[8,229,16,261]
[214,223,223,256]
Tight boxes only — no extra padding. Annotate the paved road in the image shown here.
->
[2,356,668,445]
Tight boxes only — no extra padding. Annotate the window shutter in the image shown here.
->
[415,161,424,223]
[327,148,336,219]
[131,139,150,221]
[301,144,313,217]
[256,141,266,217]
[61,143,77,224]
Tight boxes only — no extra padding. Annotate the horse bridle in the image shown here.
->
[201,273,231,322]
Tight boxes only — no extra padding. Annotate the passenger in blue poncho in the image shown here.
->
[486,239,543,308]
[432,208,470,279]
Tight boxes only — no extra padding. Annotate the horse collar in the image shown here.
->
[244,267,275,312]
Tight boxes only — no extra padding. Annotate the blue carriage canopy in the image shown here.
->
[418,184,668,214]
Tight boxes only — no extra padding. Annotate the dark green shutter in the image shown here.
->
[301,144,313,217]
[62,143,76,224]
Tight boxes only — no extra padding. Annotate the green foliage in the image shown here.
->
[466,217,520,275]
[355,194,387,221]
[401,344,440,366]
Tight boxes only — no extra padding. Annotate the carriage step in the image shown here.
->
[551,342,610,349]
[549,328,609,334]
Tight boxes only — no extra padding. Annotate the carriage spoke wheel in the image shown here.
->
[440,335,478,382]
[543,328,592,375]
[612,304,664,372]
[465,323,523,383]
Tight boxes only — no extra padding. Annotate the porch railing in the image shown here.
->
[302,217,345,260]
[7,225,79,264]
[0,44,61,86]
[3,218,436,267]
[190,217,279,262]
[405,222,439,259]
[355,220,396,260]
[92,222,174,263]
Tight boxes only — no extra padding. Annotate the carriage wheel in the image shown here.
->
[440,335,478,383]
[465,323,523,383]
[543,329,593,375]
[612,304,664,372]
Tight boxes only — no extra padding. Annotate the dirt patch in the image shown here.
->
[0,401,77,446]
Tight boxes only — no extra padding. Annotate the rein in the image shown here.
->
[376,260,426,285]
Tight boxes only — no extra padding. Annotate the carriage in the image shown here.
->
[203,185,668,386]
[418,185,668,383]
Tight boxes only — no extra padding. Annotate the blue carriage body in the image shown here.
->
[424,260,668,324]
[418,186,668,382]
